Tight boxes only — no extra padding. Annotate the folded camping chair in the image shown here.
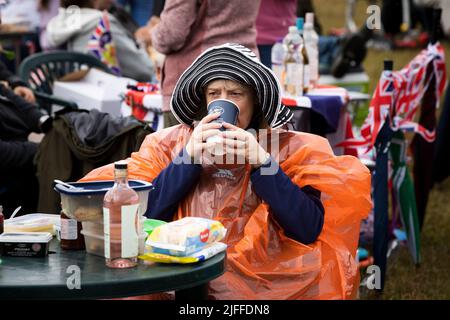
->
[18,51,113,114]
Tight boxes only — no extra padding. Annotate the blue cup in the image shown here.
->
[207,99,240,130]
[206,99,240,155]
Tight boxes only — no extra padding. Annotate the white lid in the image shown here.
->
[0,232,53,243]
[288,26,298,33]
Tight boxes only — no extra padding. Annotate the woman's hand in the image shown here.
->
[221,122,270,170]
[148,16,161,28]
[135,26,153,46]
[13,86,36,103]
[135,17,160,46]
[185,113,223,162]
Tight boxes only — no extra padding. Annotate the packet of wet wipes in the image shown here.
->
[139,242,227,264]
[145,217,227,256]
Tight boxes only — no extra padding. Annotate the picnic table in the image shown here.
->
[0,239,226,300]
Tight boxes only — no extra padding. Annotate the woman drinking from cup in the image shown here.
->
[81,43,372,300]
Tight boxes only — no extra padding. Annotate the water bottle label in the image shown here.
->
[304,64,311,89]
[287,63,303,85]
[121,204,139,258]
[306,46,319,83]
[310,60,319,83]
[103,208,110,259]
[285,63,303,96]
[272,65,283,82]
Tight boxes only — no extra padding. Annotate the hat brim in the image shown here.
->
[170,43,293,128]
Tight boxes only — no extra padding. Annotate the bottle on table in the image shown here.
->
[0,205,4,235]
[283,26,304,97]
[271,38,285,87]
[297,17,311,94]
[103,161,140,269]
[60,210,85,250]
[304,13,319,89]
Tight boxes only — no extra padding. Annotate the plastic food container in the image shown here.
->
[0,232,52,257]
[81,229,147,257]
[82,217,147,237]
[54,180,153,222]
[4,214,60,235]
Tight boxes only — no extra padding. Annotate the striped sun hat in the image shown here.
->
[170,43,293,128]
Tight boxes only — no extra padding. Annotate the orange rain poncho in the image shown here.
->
[81,124,372,299]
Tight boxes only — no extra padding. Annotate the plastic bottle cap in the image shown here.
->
[306,13,314,25]
[288,26,298,33]
[114,160,128,169]
[296,17,304,31]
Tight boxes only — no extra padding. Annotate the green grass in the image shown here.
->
[315,0,450,299]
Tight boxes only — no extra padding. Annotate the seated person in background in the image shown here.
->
[46,0,155,82]
[0,59,36,103]
[0,0,41,72]
[0,82,51,218]
[0,0,40,30]
[81,43,372,300]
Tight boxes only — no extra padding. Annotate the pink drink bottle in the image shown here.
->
[103,161,140,268]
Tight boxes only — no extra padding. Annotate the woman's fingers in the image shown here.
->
[224,146,247,158]
[222,122,240,131]
[221,130,247,141]
[200,129,222,141]
[200,112,221,124]
[222,138,246,149]
[199,122,222,131]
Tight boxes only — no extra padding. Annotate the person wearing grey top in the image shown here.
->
[46,0,155,82]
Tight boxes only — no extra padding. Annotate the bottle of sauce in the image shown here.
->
[103,161,140,269]
[0,205,4,234]
[60,210,85,250]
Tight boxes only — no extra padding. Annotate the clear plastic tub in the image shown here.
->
[81,229,147,257]
[54,180,153,222]
[82,217,147,236]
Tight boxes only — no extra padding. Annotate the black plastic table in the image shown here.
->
[0,240,226,300]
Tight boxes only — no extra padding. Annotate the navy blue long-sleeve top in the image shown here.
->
[146,149,325,244]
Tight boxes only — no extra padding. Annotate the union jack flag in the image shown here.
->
[338,43,447,151]
[337,70,394,151]
[87,11,121,76]
[392,43,447,142]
